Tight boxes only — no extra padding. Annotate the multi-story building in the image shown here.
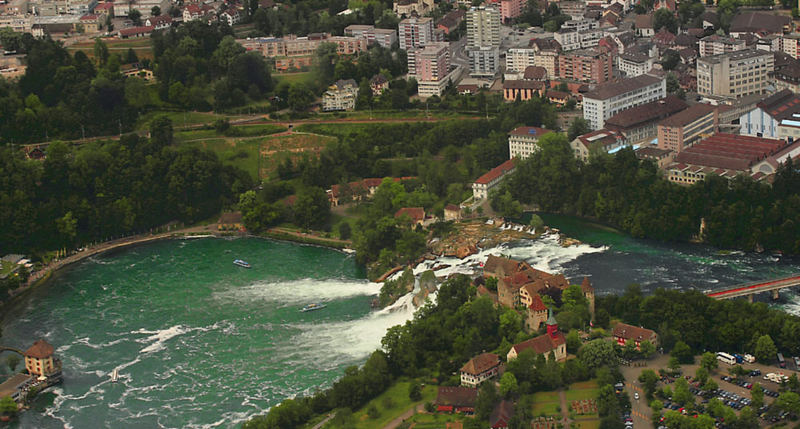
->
[740,89,800,139]
[554,28,603,51]
[468,46,499,77]
[699,35,745,57]
[409,42,449,81]
[393,0,434,18]
[322,79,359,111]
[505,48,536,73]
[561,18,598,32]
[398,16,433,51]
[467,6,500,47]
[774,60,800,94]
[781,34,800,59]
[499,0,524,23]
[472,159,515,200]
[368,28,397,48]
[657,103,718,153]
[582,74,667,130]
[570,129,628,161]
[557,49,613,84]
[617,52,655,77]
[508,126,553,159]
[460,353,500,388]
[696,49,773,99]
[604,96,689,144]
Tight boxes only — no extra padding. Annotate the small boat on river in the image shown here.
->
[233,259,251,268]
[300,303,326,312]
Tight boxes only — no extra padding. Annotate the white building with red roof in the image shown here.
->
[507,310,567,362]
[472,159,516,200]
[508,126,552,159]
[460,352,500,387]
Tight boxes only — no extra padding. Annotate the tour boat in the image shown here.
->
[111,369,119,383]
[300,303,326,312]
[233,259,251,268]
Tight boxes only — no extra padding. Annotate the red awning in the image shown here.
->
[437,405,454,412]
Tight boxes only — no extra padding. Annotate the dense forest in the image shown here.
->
[501,133,800,254]
[0,118,251,255]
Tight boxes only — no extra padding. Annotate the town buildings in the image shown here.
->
[557,49,613,84]
[393,0,434,18]
[635,146,675,169]
[435,386,478,413]
[696,49,773,99]
[398,17,434,50]
[617,52,655,77]
[582,74,667,130]
[612,323,657,350]
[666,133,791,185]
[502,80,545,101]
[657,103,718,153]
[344,24,397,48]
[460,352,500,387]
[437,9,465,35]
[505,48,537,74]
[570,129,628,161]
[508,126,552,159]
[322,79,358,111]
[507,311,567,362]
[699,35,745,57]
[499,0,524,22]
[409,42,455,98]
[466,6,501,77]
[472,159,515,200]
[729,12,790,38]
[554,27,603,51]
[395,207,426,226]
[739,89,800,139]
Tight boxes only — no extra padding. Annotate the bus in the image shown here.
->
[717,352,736,365]
[778,353,786,368]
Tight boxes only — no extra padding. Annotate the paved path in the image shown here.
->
[311,412,335,429]
[558,389,571,429]
[382,403,424,429]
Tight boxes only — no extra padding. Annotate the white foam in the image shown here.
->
[214,278,380,304]
[137,325,191,354]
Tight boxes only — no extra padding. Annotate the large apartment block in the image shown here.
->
[398,17,434,51]
[409,42,450,81]
[506,48,537,73]
[466,6,501,48]
[557,49,612,84]
[554,28,603,51]
[696,49,773,99]
[582,74,667,130]
[468,46,500,77]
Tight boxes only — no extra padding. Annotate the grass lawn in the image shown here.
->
[565,380,600,402]
[274,71,316,86]
[257,133,336,179]
[531,401,560,416]
[181,137,262,179]
[136,110,232,131]
[405,412,469,428]
[346,380,436,429]
[571,419,601,429]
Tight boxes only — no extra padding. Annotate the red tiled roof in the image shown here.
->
[490,400,515,428]
[674,133,785,171]
[612,322,656,342]
[460,352,500,375]
[509,126,551,137]
[94,2,114,10]
[511,332,566,355]
[445,204,460,212]
[484,255,531,277]
[474,159,516,185]
[80,14,98,21]
[25,340,54,359]
[529,293,547,311]
[395,207,425,221]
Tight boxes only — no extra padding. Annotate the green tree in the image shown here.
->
[128,9,142,26]
[288,82,315,112]
[672,378,693,406]
[753,334,777,364]
[700,352,718,371]
[408,382,422,401]
[567,117,590,141]
[293,186,330,229]
[566,330,581,354]
[639,369,659,399]
[476,381,498,421]
[653,8,678,33]
[529,214,544,231]
[751,383,764,409]
[6,355,19,372]
[338,222,352,240]
[776,391,800,414]
[579,339,618,372]
[499,372,518,398]
[93,38,109,65]
[639,340,656,358]
[151,5,160,15]
[695,366,709,385]
[671,340,693,364]
[0,396,16,416]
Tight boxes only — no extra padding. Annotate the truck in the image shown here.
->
[778,353,786,368]
[744,354,756,363]
[733,353,745,364]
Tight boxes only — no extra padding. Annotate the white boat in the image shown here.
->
[233,259,251,268]
[111,369,119,382]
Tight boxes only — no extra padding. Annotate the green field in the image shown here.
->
[331,380,436,429]
[405,412,468,427]
[136,110,237,131]
[274,71,316,86]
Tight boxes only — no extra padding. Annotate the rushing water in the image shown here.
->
[2,216,800,428]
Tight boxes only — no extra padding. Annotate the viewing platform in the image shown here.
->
[704,274,800,301]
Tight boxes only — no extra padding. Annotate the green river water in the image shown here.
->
[2,216,800,428]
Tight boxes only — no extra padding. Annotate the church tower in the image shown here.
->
[582,276,595,320]
[546,309,559,339]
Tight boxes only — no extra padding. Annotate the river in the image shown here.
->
[1,216,799,428]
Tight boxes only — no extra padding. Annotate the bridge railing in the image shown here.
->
[705,273,800,296]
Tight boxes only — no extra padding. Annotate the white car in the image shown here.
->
[634,392,639,400]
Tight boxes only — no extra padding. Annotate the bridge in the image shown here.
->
[704,274,800,301]
[0,346,25,356]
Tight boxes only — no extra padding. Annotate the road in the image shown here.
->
[382,403,424,429]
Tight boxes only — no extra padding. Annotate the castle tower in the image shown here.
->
[581,276,595,320]
[546,309,559,339]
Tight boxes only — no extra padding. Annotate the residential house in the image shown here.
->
[393,0,434,18]
[498,266,569,309]
[472,159,515,200]
[435,386,478,413]
[78,14,99,33]
[220,10,241,26]
[370,74,389,95]
[653,28,676,53]
[508,126,552,159]
[653,0,675,11]
[144,14,172,30]
[570,129,628,161]
[444,204,461,221]
[547,90,573,107]
[437,9,465,34]
[93,1,114,19]
[612,322,657,350]
[25,339,58,377]
[118,25,154,38]
[483,254,531,279]
[617,52,654,77]
[634,14,653,37]
[507,311,567,362]
[460,352,500,387]
[557,48,613,84]
[322,79,358,111]
[699,35,745,57]
[395,207,426,226]
[183,3,216,22]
